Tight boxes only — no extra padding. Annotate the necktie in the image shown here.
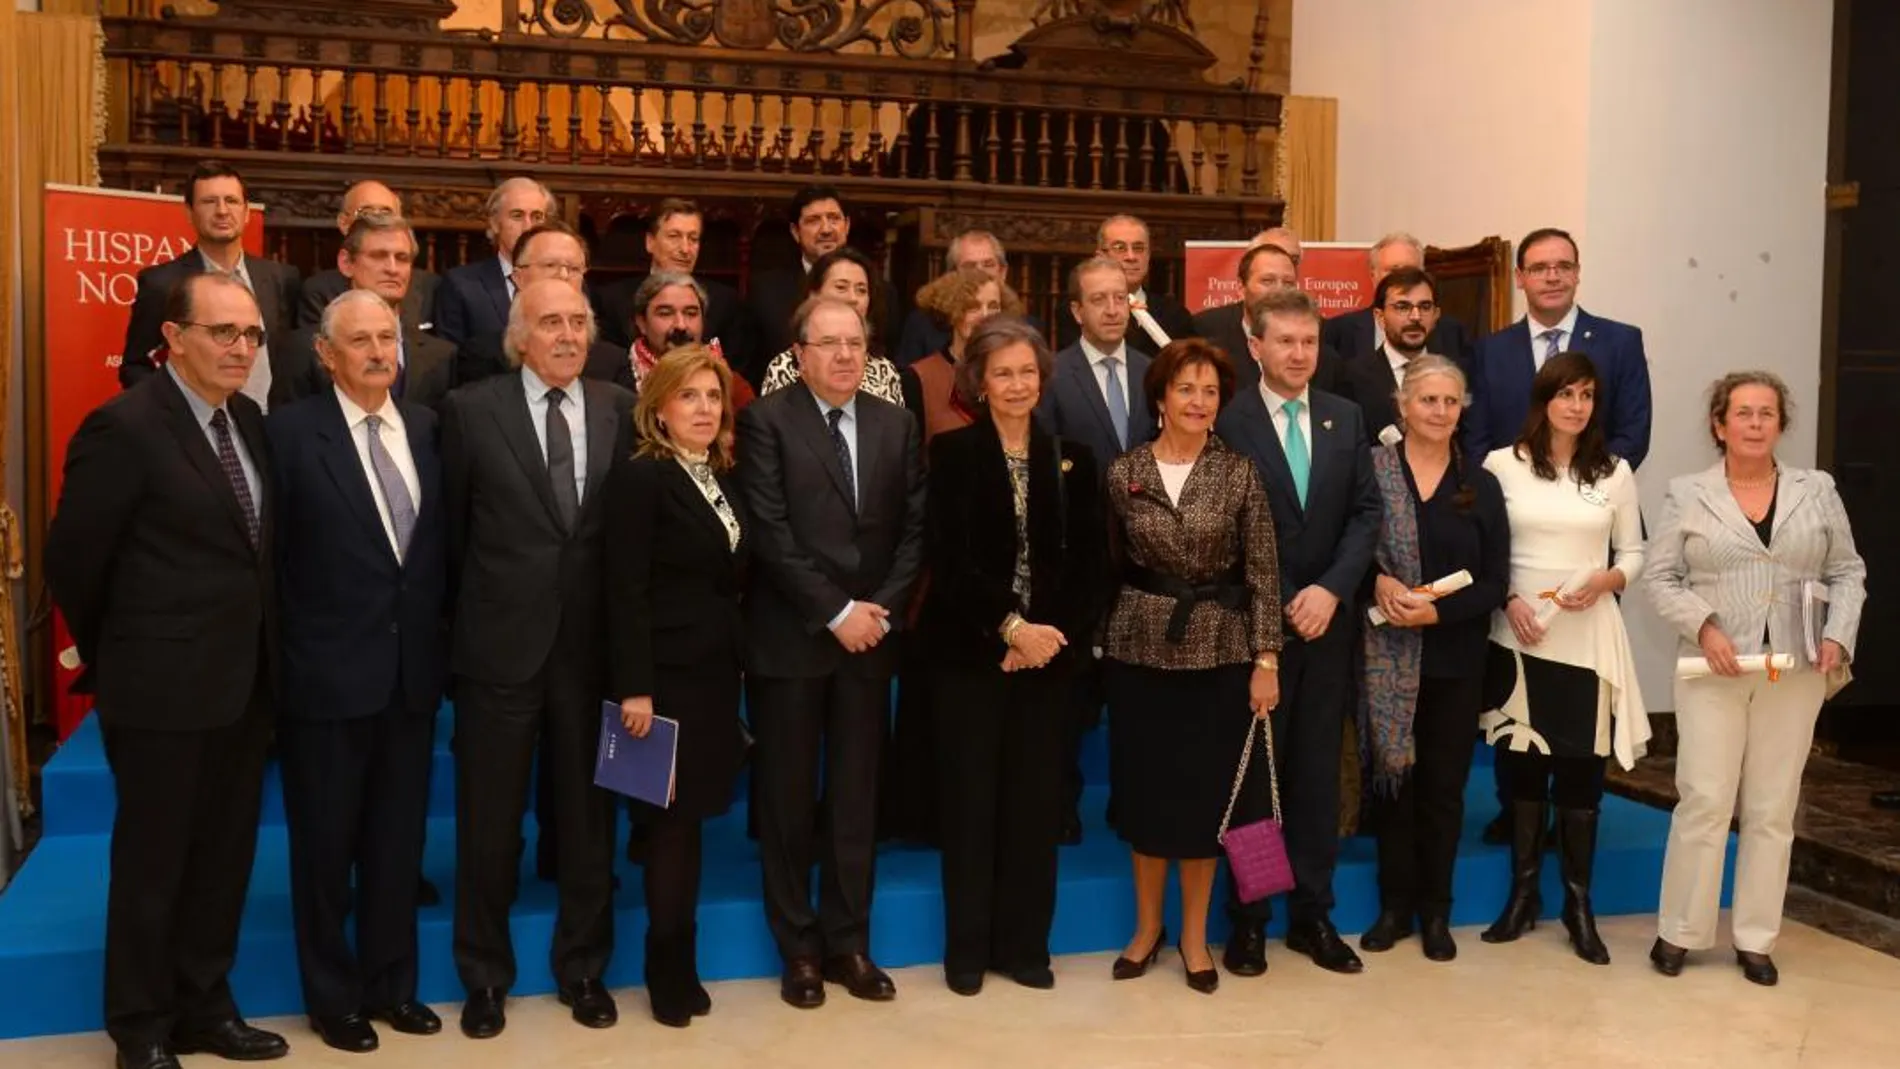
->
[209,409,260,547]
[1103,356,1130,450]
[545,388,579,528]
[1282,398,1310,507]
[826,407,857,509]
[1539,327,1563,365]
[364,414,417,560]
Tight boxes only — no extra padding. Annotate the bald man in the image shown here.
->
[297,182,440,331]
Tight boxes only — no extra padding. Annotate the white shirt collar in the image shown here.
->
[1528,304,1580,342]
[521,365,582,406]
[1130,285,1149,307]
[1260,379,1311,414]
[200,248,249,283]
[335,386,402,433]
[809,388,857,420]
[499,254,515,281]
[1080,336,1130,367]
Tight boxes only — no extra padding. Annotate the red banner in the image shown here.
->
[41,184,267,738]
[1183,240,1373,319]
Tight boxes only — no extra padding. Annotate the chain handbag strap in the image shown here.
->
[1218,713,1284,842]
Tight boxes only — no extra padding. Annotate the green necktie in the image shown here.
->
[1283,398,1310,507]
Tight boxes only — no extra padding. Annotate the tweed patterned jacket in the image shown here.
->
[1103,437,1284,670]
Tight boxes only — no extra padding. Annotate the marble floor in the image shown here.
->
[6,914,1898,1069]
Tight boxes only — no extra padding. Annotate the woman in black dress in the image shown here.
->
[603,346,749,1027]
[921,317,1106,995]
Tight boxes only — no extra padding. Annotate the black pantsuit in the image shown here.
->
[1372,675,1484,915]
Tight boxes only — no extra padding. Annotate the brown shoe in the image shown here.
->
[822,952,897,1001]
[780,956,826,1009]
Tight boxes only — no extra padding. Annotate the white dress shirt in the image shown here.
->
[1262,381,1314,454]
[500,254,518,303]
[521,366,589,504]
[201,249,273,412]
[1081,337,1133,417]
[1528,304,1580,369]
[335,387,422,559]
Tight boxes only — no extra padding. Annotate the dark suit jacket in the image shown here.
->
[276,324,457,411]
[119,250,303,391]
[1464,309,1651,468]
[1215,385,1381,603]
[920,419,1106,671]
[747,264,901,364]
[1054,289,1195,359]
[1192,301,1342,396]
[432,257,511,346]
[46,371,276,730]
[1036,342,1155,476]
[1339,348,1407,444]
[441,371,637,685]
[591,274,759,385]
[1322,306,1476,378]
[735,381,926,680]
[267,390,447,720]
[297,267,441,331]
[458,329,625,397]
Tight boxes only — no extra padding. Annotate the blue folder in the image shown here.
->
[594,701,679,808]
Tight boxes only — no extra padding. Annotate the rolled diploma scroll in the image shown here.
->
[1377,424,1404,448]
[1533,567,1597,627]
[1368,569,1474,627]
[1677,653,1796,679]
[1130,304,1172,348]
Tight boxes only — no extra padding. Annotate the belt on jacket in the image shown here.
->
[1124,564,1247,644]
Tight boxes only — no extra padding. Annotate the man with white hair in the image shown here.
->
[432,176,555,345]
[1054,214,1195,356]
[296,180,441,330]
[1321,231,1474,374]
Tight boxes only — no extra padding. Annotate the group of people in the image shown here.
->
[46,160,1866,1069]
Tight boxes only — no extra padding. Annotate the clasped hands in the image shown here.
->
[829,601,891,654]
[1001,619,1067,672]
[1373,575,1439,629]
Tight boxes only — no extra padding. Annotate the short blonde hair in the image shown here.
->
[634,346,738,472]
[915,266,1023,326]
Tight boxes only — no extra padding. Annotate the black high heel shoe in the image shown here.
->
[1178,946,1219,994]
[1112,927,1167,980]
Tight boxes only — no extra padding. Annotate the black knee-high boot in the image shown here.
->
[1481,799,1547,944]
[1556,807,1610,965]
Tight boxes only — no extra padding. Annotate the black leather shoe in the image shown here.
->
[1222,920,1267,976]
[368,1000,441,1035]
[1651,938,1688,977]
[1873,790,1900,811]
[1113,926,1167,980]
[1359,910,1414,952]
[781,956,827,1009]
[1286,919,1364,974]
[1178,946,1220,994]
[1009,965,1056,989]
[309,1013,378,1053]
[1420,916,1457,962]
[557,978,619,1028]
[946,970,984,996]
[823,953,897,1001]
[1737,949,1779,987]
[115,1043,181,1069]
[171,1019,289,1061]
[416,877,441,908]
[459,988,506,1039]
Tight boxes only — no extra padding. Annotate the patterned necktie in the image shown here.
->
[1103,356,1130,450]
[1540,327,1563,365]
[1282,398,1310,507]
[364,414,417,560]
[826,407,857,509]
[208,408,260,547]
[544,388,579,528]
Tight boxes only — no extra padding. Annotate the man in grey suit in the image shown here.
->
[736,296,926,1010]
[295,181,440,331]
[440,279,636,1039]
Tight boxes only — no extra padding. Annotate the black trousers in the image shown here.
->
[1230,626,1353,925]
[1063,654,1107,822]
[1496,746,1608,810]
[1372,674,1484,918]
[748,672,888,961]
[882,634,939,844]
[451,653,615,992]
[101,695,272,1049]
[279,702,435,1016]
[932,663,1067,976]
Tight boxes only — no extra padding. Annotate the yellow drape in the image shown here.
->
[1276,95,1338,241]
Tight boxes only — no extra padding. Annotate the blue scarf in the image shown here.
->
[1361,444,1424,797]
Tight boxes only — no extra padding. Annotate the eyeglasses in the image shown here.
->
[1103,241,1150,257]
[801,337,868,355]
[176,321,267,348]
[1522,261,1579,279]
[1385,300,1437,318]
[520,260,587,278]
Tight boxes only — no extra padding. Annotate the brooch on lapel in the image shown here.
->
[1128,480,1144,495]
[1578,482,1610,507]
[1061,458,1074,473]
[1582,329,1594,342]
[1322,419,1334,431]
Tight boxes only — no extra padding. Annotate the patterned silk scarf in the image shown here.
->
[1361,444,1425,796]
[631,335,726,390]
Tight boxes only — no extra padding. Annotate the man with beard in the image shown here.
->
[1340,266,1443,442]
[585,270,755,409]
[1322,232,1473,376]
[749,185,900,357]
[590,199,759,385]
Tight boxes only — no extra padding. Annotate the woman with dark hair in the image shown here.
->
[921,316,1106,995]
[758,247,903,405]
[1359,356,1510,963]
[1478,351,1648,965]
[1102,338,1282,995]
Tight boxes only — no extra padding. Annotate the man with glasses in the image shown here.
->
[120,160,303,413]
[296,181,441,331]
[1321,232,1474,377]
[1056,215,1195,356]
[1341,266,1446,442]
[433,176,556,346]
[52,272,290,1069]
[454,221,622,390]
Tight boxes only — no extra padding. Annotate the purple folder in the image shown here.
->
[594,701,678,808]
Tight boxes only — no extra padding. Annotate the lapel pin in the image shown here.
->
[1060,458,1074,473]
[1583,330,1593,341]
[1322,419,1333,431]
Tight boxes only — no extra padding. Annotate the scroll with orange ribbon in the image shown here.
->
[1368,569,1473,627]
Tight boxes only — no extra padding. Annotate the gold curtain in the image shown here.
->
[1276,95,1338,241]
[0,0,25,832]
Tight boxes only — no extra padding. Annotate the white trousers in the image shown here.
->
[1657,670,1824,954]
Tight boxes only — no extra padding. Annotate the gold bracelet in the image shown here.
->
[1254,654,1279,672]
[1001,614,1027,645]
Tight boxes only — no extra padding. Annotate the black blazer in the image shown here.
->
[591,274,760,386]
[1036,342,1155,478]
[1339,348,1406,443]
[1215,385,1382,603]
[920,420,1106,671]
[276,324,457,411]
[120,250,304,391]
[46,371,276,730]
[297,267,441,331]
[747,263,902,361]
[1055,289,1195,358]
[432,257,511,346]
[1322,306,1476,378]
[1389,446,1510,678]
[267,390,448,720]
[441,371,637,685]
[735,381,927,679]
[1193,301,1343,397]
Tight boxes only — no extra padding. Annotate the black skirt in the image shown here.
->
[1104,659,1270,859]
[1484,643,1603,760]
[642,665,748,820]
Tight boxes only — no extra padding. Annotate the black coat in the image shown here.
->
[432,257,511,346]
[1338,347,1407,444]
[297,267,441,332]
[591,274,760,386]
[1321,306,1476,379]
[747,263,902,365]
[119,250,304,394]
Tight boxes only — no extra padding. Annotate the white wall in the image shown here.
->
[1291,0,1836,710]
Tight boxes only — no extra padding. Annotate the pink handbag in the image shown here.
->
[1219,716,1295,903]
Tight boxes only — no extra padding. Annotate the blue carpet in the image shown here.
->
[0,709,1725,1039]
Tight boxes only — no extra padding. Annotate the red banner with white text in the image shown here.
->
[1184,240,1374,319]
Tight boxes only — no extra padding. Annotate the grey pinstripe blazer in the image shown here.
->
[1643,462,1866,666]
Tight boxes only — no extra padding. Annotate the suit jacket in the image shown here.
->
[920,419,1106,671]
[1643,463,1867,664]
[735,381,927,679]
[46,371,276,730]
[1339,347,1407,444]
[1322,306,1475,378]
[459,328,625,396]
[591,274,760,385]
[1464,308,1653,468]
[1036,342,1156,477]
[432,257,511,346]
[1215,385,1382,603]
[297,267,441,331]
[119,250,303,391]
[267,390,448,720]
[747,263,902,365]
[276,324,457,411]
[1056,289,1196,358]
[1191,301,1342,396]
[441,371,637,685]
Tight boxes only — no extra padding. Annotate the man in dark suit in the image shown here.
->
[455,222,622,392]
[1055,214,1195,356]
[736,297,926,1009]
[590,198,758,384]
[430,176,553,346]
[1322,232,1475,376]
[1339,266,1446,443]
[279,215,456,411]
[268,290,448,1053]
[48,273,288,1069]
[1214,288,1381,979]
[748,184,900,358]
[119,160,303,413]
[1191,240,1345,396]
[294,180,440,331]
[441,279,637,1038]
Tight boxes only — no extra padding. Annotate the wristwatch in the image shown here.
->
[1254,653,1279,672]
